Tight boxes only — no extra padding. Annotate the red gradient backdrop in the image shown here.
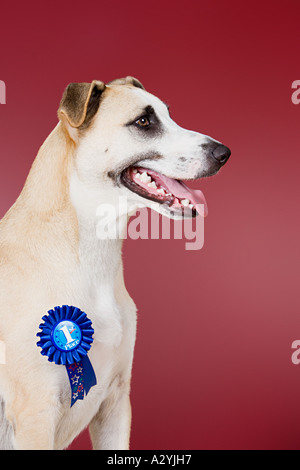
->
[1,0,300,450]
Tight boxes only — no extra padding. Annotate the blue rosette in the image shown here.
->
[37,305,97,407]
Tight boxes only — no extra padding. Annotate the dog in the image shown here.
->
[0,76,230,449]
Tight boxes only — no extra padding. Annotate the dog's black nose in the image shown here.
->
[211,144,231,165]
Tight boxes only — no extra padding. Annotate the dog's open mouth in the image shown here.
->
[121,166,208,218]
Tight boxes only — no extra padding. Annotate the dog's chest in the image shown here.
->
[54,282,137,448]
[89,291,137,385]
[74,278,137,387]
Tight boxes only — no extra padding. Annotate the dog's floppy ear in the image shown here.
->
[107,76,145,90]
[58,80,106,139]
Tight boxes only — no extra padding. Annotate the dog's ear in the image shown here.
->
[107,76,145,90]
[58,80,106,140]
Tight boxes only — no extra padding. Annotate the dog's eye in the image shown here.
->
[135,116,150,128]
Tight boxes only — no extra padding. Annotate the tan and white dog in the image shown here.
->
[0,77,230,450]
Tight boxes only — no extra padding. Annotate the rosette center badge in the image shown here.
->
[52,321,82,351]
[37,305,97,407]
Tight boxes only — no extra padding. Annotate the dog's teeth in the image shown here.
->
[181,199,190,207]
[140,172,151,183]
[132,168,138,174]
[148,181,157,188]
[189,203,194,209]
[135,172,141,180]
[157,188,166,195]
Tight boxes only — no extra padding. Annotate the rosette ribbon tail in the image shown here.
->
[81,355,97,395]
[37,305,97,407]
[66,357,97,407]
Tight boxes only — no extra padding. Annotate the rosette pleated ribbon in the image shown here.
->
[37,305,97,407]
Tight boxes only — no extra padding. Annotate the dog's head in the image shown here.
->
[58,77,230,220]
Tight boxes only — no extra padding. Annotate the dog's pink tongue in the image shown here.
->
[159,175,208,216]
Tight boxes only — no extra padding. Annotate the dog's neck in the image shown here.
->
[3,124,127,286]
[69,167,127,284]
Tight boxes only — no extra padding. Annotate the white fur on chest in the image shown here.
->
[53,276,137,449]
[53,172,137,449]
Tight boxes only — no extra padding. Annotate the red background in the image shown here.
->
[1,0,300,450]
